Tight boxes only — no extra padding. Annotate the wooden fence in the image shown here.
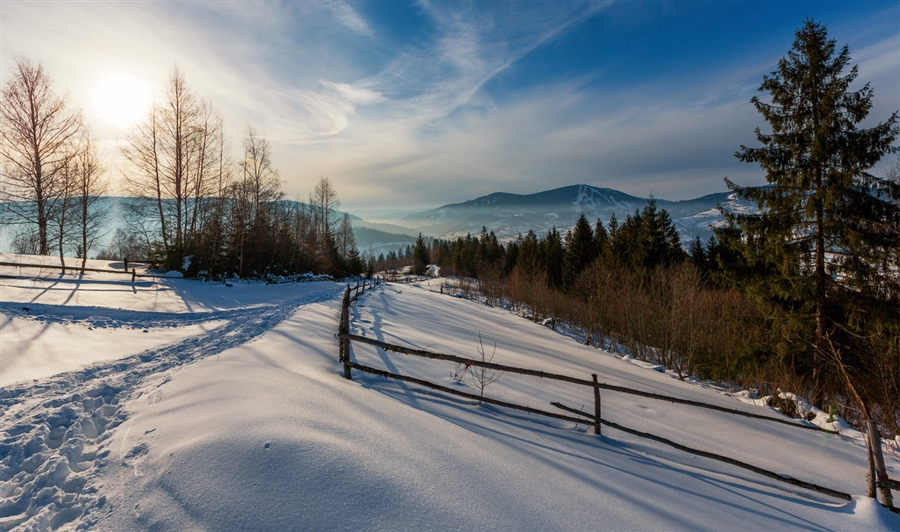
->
[376,272,427,284]
[332,286,900,507]
[0,260,164,282]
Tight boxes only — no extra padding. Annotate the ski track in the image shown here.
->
[0,286,341,531]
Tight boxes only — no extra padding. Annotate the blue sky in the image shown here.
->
[2,1,898,210]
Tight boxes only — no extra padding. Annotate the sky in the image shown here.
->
[2,1,898,212]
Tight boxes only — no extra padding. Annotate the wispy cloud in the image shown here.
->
[3,1,896,209]
[327,1,375,38]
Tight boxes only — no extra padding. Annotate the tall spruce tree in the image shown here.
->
[543,227,565,290]
[594,219,610,261]
[723,19,899,413]
[563,213,595,291]
[413,233,430,276]
[516,230,543,279]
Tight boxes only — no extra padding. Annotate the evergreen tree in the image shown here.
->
[563,213,595,291]
[516,230,543,279]
[542,227,564,290]
[614,201,685,272]
[723,19,899,412]
[413,233,431,276]
[502,240,519,277]
[594,219,609,261]
[688,235,707,274]
[346,248,365,276]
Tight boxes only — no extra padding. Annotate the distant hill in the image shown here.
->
[351,226,419,258]
[398,184,757,244]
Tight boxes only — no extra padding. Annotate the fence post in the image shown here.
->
[867,420,894,508]
[341,288,352,379]
[867,420,878,499]
[592,373,602,436]
[132,268,136,282]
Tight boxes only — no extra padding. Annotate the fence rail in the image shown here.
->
[0,260,160,281]
[339,332,831,434]
[377,273,427,284]
[336,282,896,509]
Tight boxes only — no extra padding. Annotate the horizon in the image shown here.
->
[3,1,898,211]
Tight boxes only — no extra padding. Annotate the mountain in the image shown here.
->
[399,184,757,244]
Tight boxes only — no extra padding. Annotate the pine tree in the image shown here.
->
[413,233,430,276]
[614,200,685,273]
[723,19,899,412]
[563,213,595,291]
[594,219,609,262]
[688,235,706,274]
[542,227,564,290]
[516,230,543,279]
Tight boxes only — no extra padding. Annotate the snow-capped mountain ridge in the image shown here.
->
[399,184,756,244]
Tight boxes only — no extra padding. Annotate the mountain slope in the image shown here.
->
[1,261,895,530]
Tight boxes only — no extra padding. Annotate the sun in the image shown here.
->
[92,73,152,128]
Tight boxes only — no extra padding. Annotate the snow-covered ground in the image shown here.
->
[1,254,898,530]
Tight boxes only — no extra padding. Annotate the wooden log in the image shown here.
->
[340,332,832,433]
[550,401,852,502]
[592,373,602,436]
[868,420,895,508]
[346,361,586,425]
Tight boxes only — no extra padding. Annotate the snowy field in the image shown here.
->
[1,254,898,530]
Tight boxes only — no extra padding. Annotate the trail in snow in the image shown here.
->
[0,284,341,531]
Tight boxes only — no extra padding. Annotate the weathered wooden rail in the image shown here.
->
[339,332,832,433]
[377,272,427,284]
[338,278,380,379]
[0,260,159,282]
[336,283,897,508]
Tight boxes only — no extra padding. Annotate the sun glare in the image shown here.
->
[92,74,152,128]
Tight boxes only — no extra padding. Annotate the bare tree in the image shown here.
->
[52,142,77,273]
[468,333,502,404]
[309,176,340,244]
[0,57,83,255]
[336,212,356,258]
[241,125,282,218]
[121,65,221,267]
[72,132,108,267]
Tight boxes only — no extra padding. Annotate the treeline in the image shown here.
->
[0,59,364,279]
[431,205,771,394]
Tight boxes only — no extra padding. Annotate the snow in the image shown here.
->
[2,255,899,530]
